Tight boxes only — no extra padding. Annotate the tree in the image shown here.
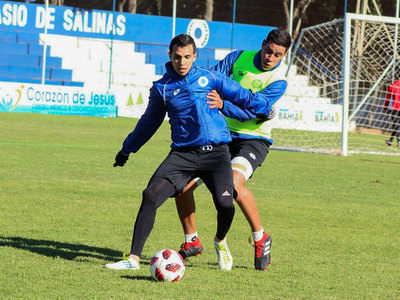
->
[283,0,313,41]
[161,0,173,16]
[117,0,137,13]
[49,0,64,5]
[204,0,213,21]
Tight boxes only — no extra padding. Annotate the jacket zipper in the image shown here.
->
[186,77,209,145]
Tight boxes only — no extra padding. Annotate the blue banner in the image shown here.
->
[0,1,274,50]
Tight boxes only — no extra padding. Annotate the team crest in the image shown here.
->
[198,76,209,87]
[252,79,263,91]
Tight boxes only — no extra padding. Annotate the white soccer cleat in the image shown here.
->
[214,239,233,271]
[105,256,140,270]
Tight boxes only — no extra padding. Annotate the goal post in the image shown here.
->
[343,13,400,155]
[281,13,400,156]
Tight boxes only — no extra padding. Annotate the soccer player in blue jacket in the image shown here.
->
[105,34,273,271]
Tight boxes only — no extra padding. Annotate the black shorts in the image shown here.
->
[228,138,270,173]
[152,144,234,194]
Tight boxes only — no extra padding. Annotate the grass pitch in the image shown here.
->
[0,112,399,299]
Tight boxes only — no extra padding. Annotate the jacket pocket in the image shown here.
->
[170,114,201,146]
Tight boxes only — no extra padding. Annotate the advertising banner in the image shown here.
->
[0,1,274,50]
[0,79,347,132]
[115,92,344,132]
[270,101,343,132]
[0,81,116,117]
[115,86,150,119]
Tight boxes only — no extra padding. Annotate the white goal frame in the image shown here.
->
[281,14,400,156]
[343,13,400,156]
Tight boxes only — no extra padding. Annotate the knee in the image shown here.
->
[142,186,158,209]
[218,200,234,212]
[214,186,235,211]
[216,199,235,219]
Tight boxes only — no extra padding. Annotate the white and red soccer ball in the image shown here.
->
[149,249,185,282]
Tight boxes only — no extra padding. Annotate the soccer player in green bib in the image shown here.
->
[175,28,292,271]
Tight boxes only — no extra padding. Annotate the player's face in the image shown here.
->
[169,44,197,76]
[260,40,287,71]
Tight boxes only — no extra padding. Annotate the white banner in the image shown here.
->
[0,81,116,117]
[114,92,347,132]
[115,86,150,119]
[270,101,343,132]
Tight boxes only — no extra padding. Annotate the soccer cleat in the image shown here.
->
[214,239,233,271]
[385,139,393,146]
[178,237,204,259]
[105,255,140,270]
[254,232,272,271]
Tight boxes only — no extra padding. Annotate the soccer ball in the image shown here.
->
[149,249,185,282]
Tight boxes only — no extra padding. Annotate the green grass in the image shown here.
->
[273,128,400,155]
[1,112,399,299]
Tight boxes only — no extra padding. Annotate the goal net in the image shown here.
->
[275,13,400,156]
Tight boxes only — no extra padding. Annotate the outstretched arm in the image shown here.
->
[207,90,256,121]
[211,50,243,77]
[121,86,166,154]
[207,89,278,123]
[214,71,287,119]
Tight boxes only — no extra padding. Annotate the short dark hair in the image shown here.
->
[265,28,292,50]
[169,34,197,54]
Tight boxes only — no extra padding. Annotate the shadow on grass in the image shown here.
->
[204,261,250,270]
[121,275,154,281]
[0,235,122,262]
[359,158,400,165]
[184,259,250,270]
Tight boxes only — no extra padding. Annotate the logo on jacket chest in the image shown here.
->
[173,89,181,96]
[198,76,209,87]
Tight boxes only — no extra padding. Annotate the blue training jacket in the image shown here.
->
[122,62,272,153]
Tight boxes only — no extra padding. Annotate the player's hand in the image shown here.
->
[207,90,224,109]
[256,107,276,124]
[113,150,129,167]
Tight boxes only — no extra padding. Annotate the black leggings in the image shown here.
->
[201,174,235,241]
[389,110,400,140]
[130,176,235,257]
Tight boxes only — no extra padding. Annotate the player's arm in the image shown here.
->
[213,72,269,116]
[114,86,166,167]
[211,50,243,77]
[122,86,166,154]
[222,80,286,119]
[207,90,256,121]
[384,85,393,112]
[248,80,286,123]
[256,80,287,107]
[213,71,286,119]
